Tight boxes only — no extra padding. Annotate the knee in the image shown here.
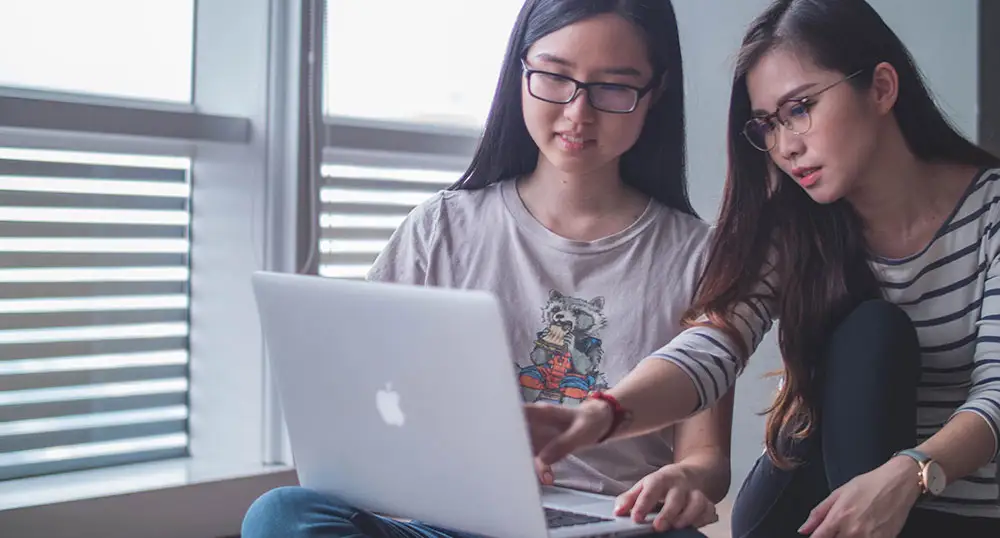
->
[841,300,912,335]
[829,299,918,366]
[242,486,332,538]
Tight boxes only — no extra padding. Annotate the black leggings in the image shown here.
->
[731,300,1000,537]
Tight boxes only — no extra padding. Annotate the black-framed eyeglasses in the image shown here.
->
[521,59,656,114]
[743,69,864,152]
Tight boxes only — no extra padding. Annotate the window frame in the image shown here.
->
[0,0,302,535]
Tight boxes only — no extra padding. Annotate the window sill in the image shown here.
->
[0,457,297,538]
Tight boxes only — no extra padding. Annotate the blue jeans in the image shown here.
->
[242,486,709,538]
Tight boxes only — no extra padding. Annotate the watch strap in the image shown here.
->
[893,448,932,495]
[895,448,931,465]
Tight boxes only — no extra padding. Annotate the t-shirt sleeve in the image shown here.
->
[648,262,778,412]
[955,199,1000,459]
[366,194,442,285]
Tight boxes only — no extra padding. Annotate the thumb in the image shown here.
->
[535,459,554,485]
[798,488,839,534]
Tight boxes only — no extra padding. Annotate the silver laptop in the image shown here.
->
[251,271,654,538]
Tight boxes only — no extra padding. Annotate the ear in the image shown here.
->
[652,71,669,104]
[549,290,563,300]
[589,297,605,310]
[766,160,784,196]
[869,61,899,116]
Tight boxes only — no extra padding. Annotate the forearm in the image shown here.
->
[670,388,734,503]
[605,359,701,439]
[670,447,731,503]
[913,411,996,484]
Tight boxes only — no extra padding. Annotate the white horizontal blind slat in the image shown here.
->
[0,148,191,481]
[318,162,459,280]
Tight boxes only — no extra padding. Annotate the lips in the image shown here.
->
[791,166,822,187]
[558,133,587,144]
[556,132,593,152]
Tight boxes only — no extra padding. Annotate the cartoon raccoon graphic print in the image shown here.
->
[519,290,608,406]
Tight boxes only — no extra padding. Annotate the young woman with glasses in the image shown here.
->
[526,0,1000,537]
[241,1,734,537]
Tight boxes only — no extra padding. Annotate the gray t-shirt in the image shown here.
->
[368,179,711,495]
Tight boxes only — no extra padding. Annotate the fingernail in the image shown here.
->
[543,472,553,484]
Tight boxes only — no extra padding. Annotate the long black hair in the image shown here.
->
[687,0,999,469]
[451,0,695,216]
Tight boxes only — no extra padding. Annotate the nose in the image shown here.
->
[774,124,805,161]
[563,89,596,123]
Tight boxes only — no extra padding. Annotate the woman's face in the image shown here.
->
[521,14,657,178]
[745,48,884,204]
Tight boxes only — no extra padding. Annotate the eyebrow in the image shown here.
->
[751,82,819,115]
[531,52,644,78]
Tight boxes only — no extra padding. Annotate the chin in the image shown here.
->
[542,151,606,176]
[802,185,845,205]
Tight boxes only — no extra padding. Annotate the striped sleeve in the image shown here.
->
[649,270,778,411]
[958,249,1000,459]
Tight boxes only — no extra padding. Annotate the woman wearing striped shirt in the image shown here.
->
[525,1,1000,536]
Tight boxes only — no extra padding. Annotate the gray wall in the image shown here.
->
[981,0,1000,155]
[672,0,981,498]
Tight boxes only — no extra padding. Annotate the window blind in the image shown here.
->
[0,148,191,480]
[318,163,460,279]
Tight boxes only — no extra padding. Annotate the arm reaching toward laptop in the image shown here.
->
[527,266,774,469]
[525,359,707,467]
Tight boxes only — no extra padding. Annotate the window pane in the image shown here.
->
[0,0,195,102]
[324,0,523,128]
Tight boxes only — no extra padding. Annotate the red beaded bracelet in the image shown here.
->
[587,391,632,443]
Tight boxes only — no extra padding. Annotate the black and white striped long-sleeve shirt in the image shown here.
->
[653,168,1000,517]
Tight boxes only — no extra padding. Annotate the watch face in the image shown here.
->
[923,462,947,496]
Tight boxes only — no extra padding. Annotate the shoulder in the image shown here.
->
[964,167,1000,205]
[972,167,1000,214]
[437,182,505,215]
[643,205,713,296]
[651,205,713,258]
[953,168,1000,240]
[431,182,505,229]
[399,182,507,241]
[966,168,1000,258]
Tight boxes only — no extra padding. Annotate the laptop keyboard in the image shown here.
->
[545,507,613,528]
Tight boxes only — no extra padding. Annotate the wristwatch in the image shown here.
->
[893,449,947,496]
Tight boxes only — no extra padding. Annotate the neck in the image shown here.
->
[846,126,944,235]
[520,157,638,216]
[517,156,649,241]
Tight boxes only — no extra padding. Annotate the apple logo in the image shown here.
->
[376,382,405,427]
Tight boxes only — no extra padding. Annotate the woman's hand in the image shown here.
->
[798,456,923,537]
[524,400,612,468]
[615,465,719,532]
[535,460,554,485]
